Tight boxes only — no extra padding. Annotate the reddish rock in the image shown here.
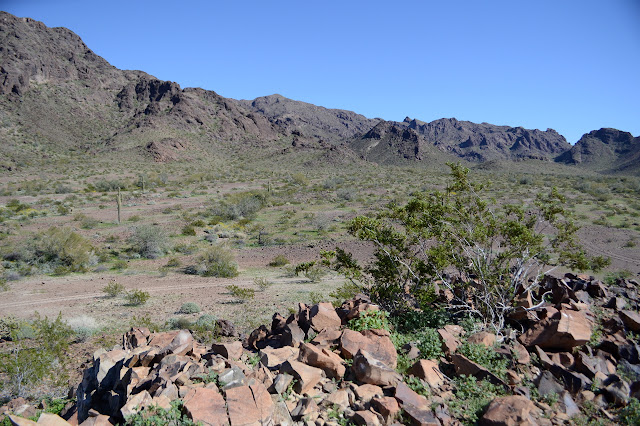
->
[354,384,383,402]
[298,342,345,379]
[323,389,351,409]
[290,398,318,421]
[35,413,70,426]
[408,360,445,389]
[120,390,152,419]
[247,325,269,350]
[280,360,324,394]
[467,331,496,347]
[309,302,342,331]
[183,388,228,426]
[260,346,299,369]
[7,415,37,426]
[225,383,274,426]
[340,329,397,369]
[123,327,150,350]
[512,341,530,365]
[619,310,640,332]
[353,410,382,426]
[480,395,539,425]
[451,354,506,387]
[395,381,429,410]
[437,329,460,356]
[518,309,592,351]
[310,328,343,347]
[353,350,402,387]
[402,404,441,426]
[371,397,400,423]
[211,341,243,360]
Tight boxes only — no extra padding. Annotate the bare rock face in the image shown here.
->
[211,341,243,360]
[518,309,592,351]
[279,360,324,394]
[408,360,445,389]
[619,310,640,332]
[480,395,540,426]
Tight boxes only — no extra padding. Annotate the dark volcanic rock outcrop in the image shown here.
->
[349,117,571,163]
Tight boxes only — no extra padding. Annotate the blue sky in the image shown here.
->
[3,0,639,143]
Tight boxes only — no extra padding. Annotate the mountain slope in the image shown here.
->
[556,128,640,174]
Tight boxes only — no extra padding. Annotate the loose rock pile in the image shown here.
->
[3,274,640,425]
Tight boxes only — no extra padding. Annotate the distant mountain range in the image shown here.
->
[0,11,637,173]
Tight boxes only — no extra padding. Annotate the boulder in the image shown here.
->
[340,329,397,369]
[225,383,274,426]
[467,331,496,347]
[260,347,299,369]
[353,350,402,387]
[35,413,70,426]
[451,354,506,387]
[408,360,445,389]
[518,309,592,351]
[353,384,383,403]
[310,328,343,348]
[437,329,460,356]
[280,360,324,394]
[619,310,640,332]
[298,343,345,379]
[371,397,400,423]
[395,381,429,410]
[211,342,243,360]
[479,395,539,426]
[182,388,228,426]
[120,390,152,419]
[352,410,382,426]
[308,302,342,332]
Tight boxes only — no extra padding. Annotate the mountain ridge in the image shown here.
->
[0,11,637,173]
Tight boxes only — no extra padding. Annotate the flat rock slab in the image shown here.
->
[183,388,229,426]
[226,383,274,426]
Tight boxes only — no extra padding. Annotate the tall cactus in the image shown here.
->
[117,187,122,224]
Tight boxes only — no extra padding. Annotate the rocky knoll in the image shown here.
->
[3,274,640,425]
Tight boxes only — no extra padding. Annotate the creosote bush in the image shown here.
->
[125,289,150,306]
[268,254,290,267]
[193,245,239,277]
[129,225,168,259]
[327,163,609,334]
[102,280,125,297]
[226,285,255,303]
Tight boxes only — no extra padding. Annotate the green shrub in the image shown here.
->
[129,315,161,333]
[620,398,640,425]
[0,313,73,397]
[304,265,327,282]
[268,255,290,267]
[167,317,193,330]
[328,163,609,334]
[210,191,269,221]
[125,289,150,306]
[0,277,8,292]
[254,277,272,291]
[348,309,390,332]
[102,280,125,297]
[129,225,168,259]
[166,257,181,268]
[329,281,361,306]
[226,285,255,303]
[194,314,217,330]
[125,400,196,426]
[458,341,508,380]
[111,259,128,270]
[194,245,239,277]
[604,270,633,286]
[36,227,96,273]
[448,375,505,425]
[178,302,201,314]
[181,225,196,236]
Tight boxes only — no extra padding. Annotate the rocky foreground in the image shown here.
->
[3,274,640,425]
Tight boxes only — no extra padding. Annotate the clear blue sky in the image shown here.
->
[3,0,639,143]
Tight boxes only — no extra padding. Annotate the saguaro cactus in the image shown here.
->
[117,188,122,224]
